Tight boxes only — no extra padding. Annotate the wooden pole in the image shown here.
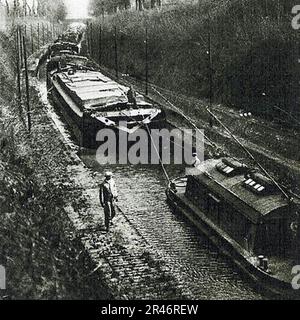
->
[15,29,21,104]
[86,21,90,56]
[42,23,45,46]
[208,16,212,108]
[46,23,49,43]
[114,26,118,78]
[52,21,55,40]
[37,23,40,49]
[98,25,102,65]
[80,111,85,154]
[145,26,149,96]
[23,36,31,133]
[31,24,34,54]
[19,26,24,69]
[90,23,93,58]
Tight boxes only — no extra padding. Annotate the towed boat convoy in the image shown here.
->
[166,157,300,298]
[45,30,299,298]
[46,47,165,147]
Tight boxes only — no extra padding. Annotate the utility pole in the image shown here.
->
[52,21,55,40]
[145,26,149,96]
[23,36,31,133]
[19,26,24,69]
[37,22,40,49]
[114,26,118,78]
[15,29,21,104]
[90,23,93,58]
[207,15,212,108]
[86,21,90,56]
[98,25,102,65]
[46,23,49,43]
[42,23,45,46]
[31,24,34,54]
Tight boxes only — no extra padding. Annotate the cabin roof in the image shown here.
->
[57,71,127,107]
[56,70,152,108]
[190,158,290,223]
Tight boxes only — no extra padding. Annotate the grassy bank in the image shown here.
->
[90,0,299,124]
[0,26,106,299]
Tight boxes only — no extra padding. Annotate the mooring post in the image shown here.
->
[80,111,85,155]
[145,26,149,96]
[22,36,31,133]
[114,26,119,79]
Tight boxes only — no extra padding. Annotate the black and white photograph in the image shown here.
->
[0,0,300,306]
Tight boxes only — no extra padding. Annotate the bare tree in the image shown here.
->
[5,0,10,16]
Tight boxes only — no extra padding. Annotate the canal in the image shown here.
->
[38,66,269,300]
[81,153,268,300]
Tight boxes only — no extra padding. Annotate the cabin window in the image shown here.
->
[216,162,235,176]
[243,172,275,195]
[216,158,249,177]
[244,177,266,194]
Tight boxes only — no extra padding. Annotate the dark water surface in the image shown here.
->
[81,153,269,300]
[40,63,269,300]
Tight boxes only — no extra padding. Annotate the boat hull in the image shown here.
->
[48,77,166,148]
[166,186,300,299]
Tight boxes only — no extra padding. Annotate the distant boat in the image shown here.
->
[166,157,300,298]
[46,55,166,147]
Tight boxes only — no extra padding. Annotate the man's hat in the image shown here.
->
[105,171,113,178]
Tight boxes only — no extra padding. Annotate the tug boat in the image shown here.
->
[46,55,165,147]
[166,157,300,298]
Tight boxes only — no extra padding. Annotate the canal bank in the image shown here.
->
[0,32,110,298]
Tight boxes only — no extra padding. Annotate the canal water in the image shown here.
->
[81,154,269,300]
[39,65,269,300]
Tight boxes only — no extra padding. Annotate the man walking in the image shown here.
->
[99,171,118,232]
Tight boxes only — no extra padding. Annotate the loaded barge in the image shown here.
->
[46,53,165,147]
[166,157,300,298]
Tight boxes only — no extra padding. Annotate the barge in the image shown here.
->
[46,55,166,147]
[166,157,300,298]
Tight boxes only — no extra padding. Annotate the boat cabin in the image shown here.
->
[53,69,153,112]
[185,158,300,257]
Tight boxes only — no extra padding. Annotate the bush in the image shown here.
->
[90,0,300,123]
